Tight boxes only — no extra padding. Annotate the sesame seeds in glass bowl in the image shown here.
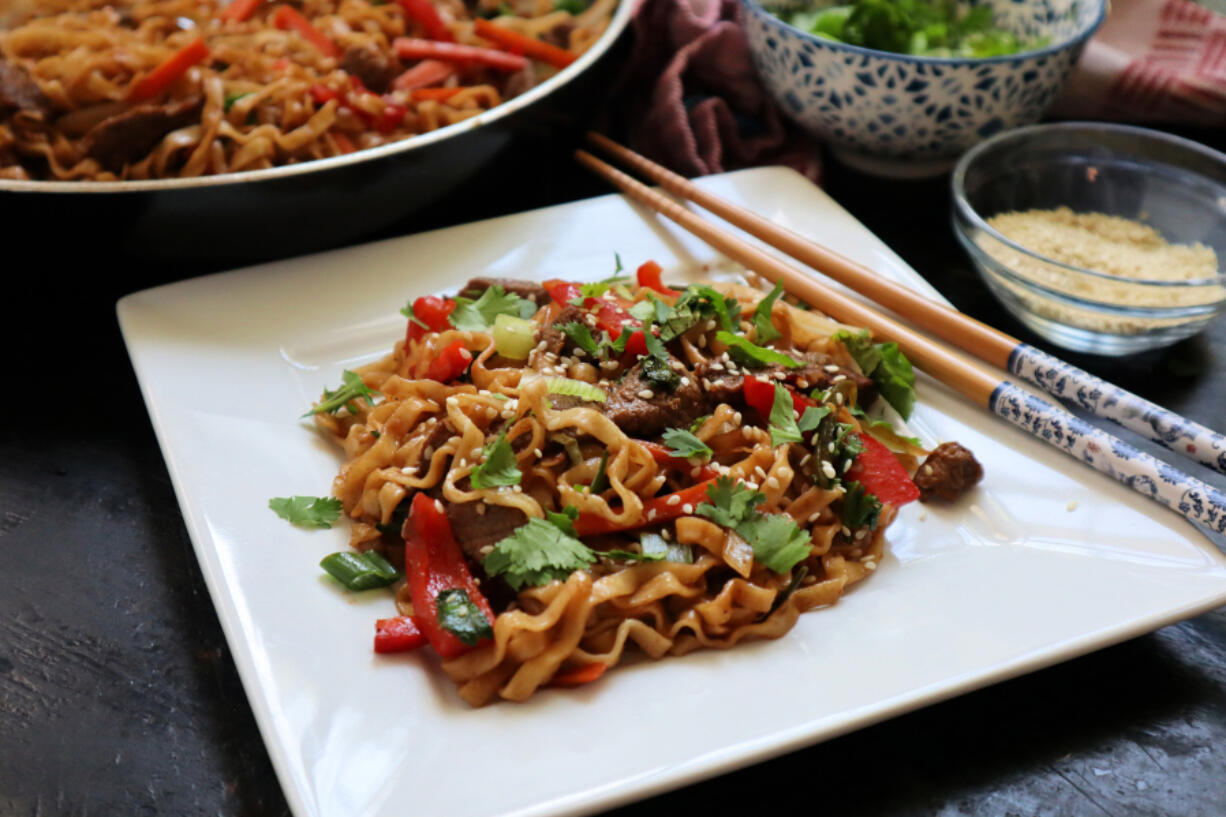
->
[952,123,1226,355]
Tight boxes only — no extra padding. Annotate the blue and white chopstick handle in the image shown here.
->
[1010,344,1226,475]
[991,382,1226,535]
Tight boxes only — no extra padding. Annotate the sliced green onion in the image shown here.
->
[320,550,399,591]
[545,376,608,403]
[493,313,535,360]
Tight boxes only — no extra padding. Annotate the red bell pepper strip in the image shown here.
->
[636,260,677,296]
[396,0,455,43]
[129,37,209,101]
[543,280,649,358]
[425,339,473,382]
[406,294,455,343]
[374,616,428,653]
[574,478,716,536]
[550,662,608,687]
[312,80,405,134]
[638,440,718,480]
[472,18,576,69]
[844,433,920,507]
[393,59,456,91]
[393,37,528,72]
[272,5,339,57]
[219,0,262,23]
[401,493,495,659]
[743,376,817,420]
[410,86,468,101]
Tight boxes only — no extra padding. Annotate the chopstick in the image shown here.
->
[573,147,1226,536]
[585,131,1226,478]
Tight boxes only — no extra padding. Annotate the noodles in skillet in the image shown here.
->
[300,264,982,706]
[0,0,615,180]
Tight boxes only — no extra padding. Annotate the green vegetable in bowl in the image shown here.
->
[780,0,1049,58]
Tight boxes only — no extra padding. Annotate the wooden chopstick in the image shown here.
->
[585,131,1226,478]
[574,147,1226,536]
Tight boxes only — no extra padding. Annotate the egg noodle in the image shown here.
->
[304,270,947,706]
[0,0,614,180]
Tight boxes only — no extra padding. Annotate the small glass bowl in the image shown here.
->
[951,122,1226,355]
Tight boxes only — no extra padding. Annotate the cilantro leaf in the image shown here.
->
[834,329,917,419]
[638,331,680,392]
[470,428,522,490]
[270,495,343,528]
[578,281,610,302]
[435,588,493,646]
[842,481,882,530]
[798,405,831,433]
[696,476,765,529]
[715,331,801,369]
[628,300,656,323]
[661,427,713,460]
[736,513,812,573]
[751,281,785,343]
[559,321,600,357]
[449,285,536,331]
[768,383,803,447]
[606,252,625,281]
[545,505,579,537]
[304,370,379,417]
[483,518,597,590]
[606,327,633,357]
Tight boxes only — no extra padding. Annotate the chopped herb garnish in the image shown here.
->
[606,327,633,357]
[842,481,883,531]
[639,354,680,392]
[319,549,399,590]
[851,407,923,447]
[798,405,831,433]
[834,329,917,418]
[696,476,811,573]
[768,383,803,447]
[545,505,580,537]
[469,428,522,490]
[270,495,343,528]
[628,299,656,323]
[689,414,711,433]
[435,588,493,646]
[751,281,785,343]
[658,285,740,342]
[764,564,809,618]
[449,285,536,331]
[483,518,597,590]
[602,548,665,562]
[303,370,379,417]
[715,331,801,369]
[224,92,252,112]
[554,0,586,12]
[661,427,713,460]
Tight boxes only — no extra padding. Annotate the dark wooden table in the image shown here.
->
[2,130,1224,817]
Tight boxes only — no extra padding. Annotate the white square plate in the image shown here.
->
[118,167,1226,817]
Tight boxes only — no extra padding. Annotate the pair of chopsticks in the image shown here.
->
[575,133,1226,536]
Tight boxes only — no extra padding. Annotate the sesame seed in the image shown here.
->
[832,374,847,383]
[400,466,417,474]
[765,476,780,491]
[792,409,800,420]
[502,409,515,419]
[797,379,809,389]
[808,511,821,523]
[709,362,724,372]
[512,484,522,493]
[855,529,867,539]
[600,360,618,371]
[835,393,844,405]
[697,335,707,348]
[727,366,740,376]
[661,528,672,541]
[842,458,852,472]
[921,464,933,475]
[584,314,597,326]
[573,348,587,358]
[486,408,497,419]
[864,561,877,571]
[533,448,543,458]
[841,526,851,536]
[919,509,928,521]
[446,396,458,406]
[772,371,786,380]
[799,454,811,466]
[682,503,693,514]
[434,499,444,513]
[637,389,655,400]
[478,544,493,556]
[827,442,836,453]
[821,461,837,479]
[1067,500,1079,511]
[648,509,658,520]
[667,495,681,506]
[691,466,702,477]
[702,378,714,390]
[423,447,435,460]
[745,480,759,490]
[476,503,486,515]
[733,412,742,424]
[535,340,547,352]
[680,377,691,387]
[824,364,840,373]
[754,465,767,479]
[705,319,716,331]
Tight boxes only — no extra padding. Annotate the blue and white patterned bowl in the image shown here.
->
[741,0,1107,178]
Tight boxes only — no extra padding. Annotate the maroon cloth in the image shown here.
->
[613,0,821,181]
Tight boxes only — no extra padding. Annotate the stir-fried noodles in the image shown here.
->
[0,0,615,180]
[301,266,982,706]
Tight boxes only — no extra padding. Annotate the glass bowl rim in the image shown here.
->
[951,121,1226,289]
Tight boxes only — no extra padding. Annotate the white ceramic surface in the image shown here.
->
[117,166,1226,817]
